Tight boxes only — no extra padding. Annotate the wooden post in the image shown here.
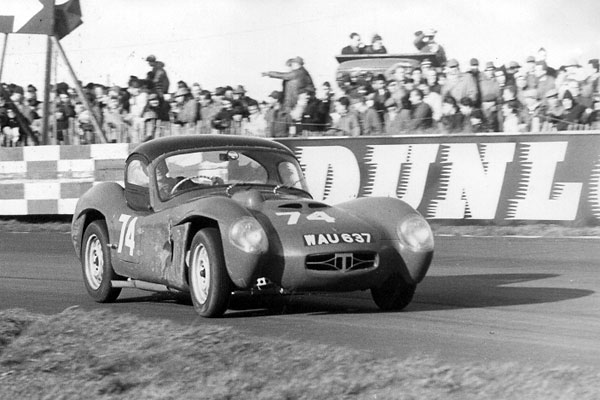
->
[0,33,8,83]
[42,35,53,145]
[51,35,107,143]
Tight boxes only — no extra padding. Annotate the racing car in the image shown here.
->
[71,135,434,317]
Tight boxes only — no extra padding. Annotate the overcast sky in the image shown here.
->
[2,0,600,98]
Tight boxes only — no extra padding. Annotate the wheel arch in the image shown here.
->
[73,208,107,259]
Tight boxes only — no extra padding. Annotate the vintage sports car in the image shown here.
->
[71,135,434,317]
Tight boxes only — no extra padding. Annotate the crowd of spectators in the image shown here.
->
[1,34,600,147]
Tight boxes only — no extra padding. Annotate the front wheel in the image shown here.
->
[81,220,122,302]
[188,228,231,317]
[371,275,416,311]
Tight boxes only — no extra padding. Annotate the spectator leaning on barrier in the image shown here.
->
[243,100,267,137]
[212,97,234,134]
[439,95,463,134]
[173,87,199,132]
[540,88,563,129]
[419,80,442,123]
[557,90,589,131]
[341,32,365,54]
[501,100,521,132]
[55,92,76,144]
[198,90,219,134]
[408,88,433,132]
[330,96,360,136]
[519,89,544,132]
[354,95,382,135]
[459,97,485,133]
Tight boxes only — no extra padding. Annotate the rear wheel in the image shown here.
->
[81,220,122,302]
[188,228,231,317]
[371,275,416,311]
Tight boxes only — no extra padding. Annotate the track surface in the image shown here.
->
[1,231,599,367]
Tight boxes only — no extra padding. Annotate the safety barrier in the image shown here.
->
[1,132,600,224]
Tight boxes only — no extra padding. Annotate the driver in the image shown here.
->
[155,160,179,199]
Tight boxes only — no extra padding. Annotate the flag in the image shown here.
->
[1,0,82,39]
[54,0,83,40]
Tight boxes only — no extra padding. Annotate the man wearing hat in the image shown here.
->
[479,62,501,132]
[232,84,256,118]
[441,59,478,105]
[413,28,446,66]
[172,87,199,133]
[262,56,315,114]
[146,55,170,96]
[467,58,482,107]
[263,90,289,137]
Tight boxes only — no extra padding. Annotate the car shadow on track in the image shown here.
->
[107,273,595,317]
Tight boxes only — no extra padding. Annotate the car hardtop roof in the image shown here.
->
[129,135,295,163]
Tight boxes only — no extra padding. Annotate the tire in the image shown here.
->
[81,220,122,303]
[188,228,231,317]
[371,275,416,311]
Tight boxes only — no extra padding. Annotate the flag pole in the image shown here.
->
[0,33,8,83]
[42,35,53,145]
[51,35,106,143]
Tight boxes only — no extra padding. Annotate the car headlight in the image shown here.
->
[229,217,268,254]
[397,214,434,252]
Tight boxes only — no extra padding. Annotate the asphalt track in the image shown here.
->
[1,231,599,368]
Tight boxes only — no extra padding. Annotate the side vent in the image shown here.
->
[308,202,329,209]
[278,203,303,209]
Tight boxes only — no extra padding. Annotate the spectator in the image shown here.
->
[54,92,76,144]
[506,61,521,87]
[146,55,170,96]
[230,105,245,135]
[292,89,327,136]
[540,89,563,130]
[439,95,464,134]
[582,59,600,100]
[557,90,589,130]
[198,90,219,134]
[413,28,447,66]
[243,100,267,137]
[425,69,441,94]
[3,108,20,146]
[534,61,556,100]
[519,89,544,132]
[408,88,433,131]
[419,81,442,122]
[354,96,382,135]
[212,97,234,134]
[468,58,482,107]
[383,97,410,135]
[441,59,478,104]
[74,102,95,144]
[341,32,365,55]
[142,92,170,140]
[103,95,126,143]
[459,97,485,133]
[125,79,148,143]
[172,87,199,132]
[567,79,593,108]
[262,56,315,112]
[587,95,600,129]
[263,90,289,137]
[330,96,360,136]
[523,56,537,89]
[536,47,557,77]
[501,100,521,132]
[371,74,390,123]
[365,34,387,54]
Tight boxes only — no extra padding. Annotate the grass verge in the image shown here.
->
[1,308,599,399]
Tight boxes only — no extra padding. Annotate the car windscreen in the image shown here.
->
[155,148,307,200]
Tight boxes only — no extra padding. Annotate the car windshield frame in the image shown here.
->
[153,147,309,201]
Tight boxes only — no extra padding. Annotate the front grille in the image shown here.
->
[306,252,378,272]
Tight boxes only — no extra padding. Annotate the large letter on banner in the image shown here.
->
[295,146,360,204]
[428,143,515,219]
[363,144,438,209]
[507,142,582,220]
